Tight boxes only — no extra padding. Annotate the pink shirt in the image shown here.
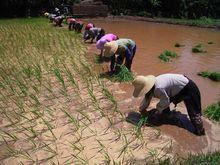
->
[96,34,118,50]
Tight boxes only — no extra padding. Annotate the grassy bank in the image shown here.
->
[204,102,220,122]
[112,16,220,28]
[198,71,220,82]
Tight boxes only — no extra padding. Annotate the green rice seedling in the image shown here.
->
[22,65,33,78]
[159,50,177,62]
[62,109,80,130]
[135,115,148,138]
[0,130,18,141]
[192,44,207,53]
[159,53,170,62]
[33,64,42,83]
[180,151,220,164]
[53,67,67,94]
[41,118,57,140]
[164,50,177,58]
[112,65,134,82]
[198,71,220,82]
[29,94,40,106]
[204,102,220,122]
[174,43,185,47]
[117,134,132,158]
[63,63,79,90]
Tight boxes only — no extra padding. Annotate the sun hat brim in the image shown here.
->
[132,75,156,98]
[103,41,118,57]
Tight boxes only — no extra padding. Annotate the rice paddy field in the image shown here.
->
[0,18,176,164]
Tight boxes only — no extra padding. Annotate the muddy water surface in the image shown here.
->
[84,18,220,154]
[86,18,220,107]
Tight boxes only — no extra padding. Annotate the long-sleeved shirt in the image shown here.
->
[140,74,189,113]
[96,34,118,50]
[110,38,136,71]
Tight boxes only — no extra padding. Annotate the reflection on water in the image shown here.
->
[86,18,220,107]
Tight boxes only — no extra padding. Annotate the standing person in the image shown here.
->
[83,27,105,43]
[132,74,205,136]
[103,38,136,73]
[96,34,118,58]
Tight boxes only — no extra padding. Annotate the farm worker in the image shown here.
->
[54,15,64,27]
[68,18,76,30]
[85,23,95,30]
[74,20,84,33]
[96,34,119,57]
[132,74,205,136]
[103,38,136,73]
[83,27,105,43]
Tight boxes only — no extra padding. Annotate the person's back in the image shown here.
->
[116,38,135,49]
[155,74,189,98]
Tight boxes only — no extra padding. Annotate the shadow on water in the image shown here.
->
[126,109,196,135]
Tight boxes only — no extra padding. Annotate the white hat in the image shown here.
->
[103,41,118,57]
[132,75,156,97]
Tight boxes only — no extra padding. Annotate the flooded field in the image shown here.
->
[84,18,220,154]
[85,18,220,107]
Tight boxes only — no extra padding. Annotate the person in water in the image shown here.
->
[132,74,205,136]
[83,27,105,43]
[96,34,119,58]
[103,38,136,73]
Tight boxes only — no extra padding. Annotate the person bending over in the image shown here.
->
[103,38,136,73]
[96,34,118,58]
[132,74,205,136]
[83,27,105,43]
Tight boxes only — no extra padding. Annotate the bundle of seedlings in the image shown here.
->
[112,65,134,82]
[174,43,185,47]
[159,50,178,62]
[204,102,220,122]
[192,44,207,53]
[198,71,220,82]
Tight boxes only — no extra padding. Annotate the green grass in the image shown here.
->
[192,44,207,53]
[112,65,134,82]
[204,102,220,122]
[198,71,220,82]
[163,17,220,27]
[159,50,178,62]
[181,151,220,165]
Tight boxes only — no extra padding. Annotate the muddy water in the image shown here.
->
[84,18,220,154]
[86,18,220,107]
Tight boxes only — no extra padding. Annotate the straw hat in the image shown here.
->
[103,41,118,57]
[132,75,156,98]
[44,12,49,17]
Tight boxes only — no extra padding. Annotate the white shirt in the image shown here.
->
[140,74,189,112]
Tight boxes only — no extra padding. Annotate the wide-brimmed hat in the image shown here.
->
[132,75,156,98]
[44,12,49,17]
[103,41,118,57]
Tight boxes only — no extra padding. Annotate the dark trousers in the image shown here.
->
[110,45,136,72]
[167,79,205,135]
[96,29,105,41]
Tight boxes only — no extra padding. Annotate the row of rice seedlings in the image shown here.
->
[192,44,207,53]
[53,67,67,95]
[198,71,220,82]
[159,50,178,62]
